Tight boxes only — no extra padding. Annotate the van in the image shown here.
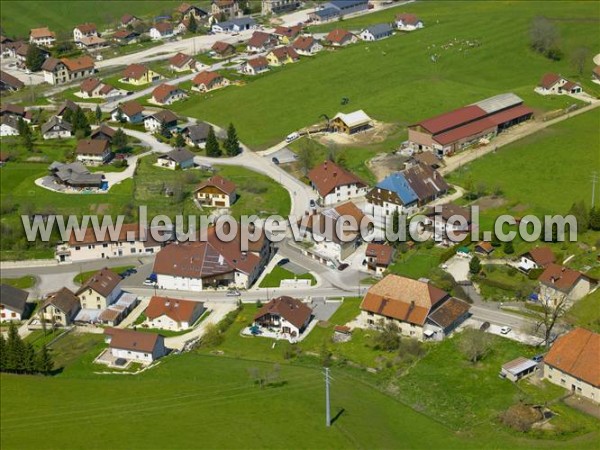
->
[285,132,299,143]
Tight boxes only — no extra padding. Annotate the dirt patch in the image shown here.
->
[95,203,110,214]
[313,121,398,147]
[368,152,411,181]
[473,196,506,211]
[511,204,529,213]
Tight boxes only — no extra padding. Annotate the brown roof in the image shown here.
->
[57,99,79,117]
[153,22,173,34]
[413,151,441,168]
[212,41,235,54]
[475,241,494,254]
[145,296,204,323]
[104,328,162,353]
[403,163,449,202]
[360,274,449,326]
[270,46,299,61]
[308,160,366,197]
[123,63,149,80]
[118,100,143,117]
[247,56,268,69]
[147,109,178,124]
[562,80,581,91]
[62,56,95,72]
[523,246,555,267]
[539,73,563,89]
[427,297,471,329]
[248,31,275,48]
[195,175,237,195]
[30,27,55,39]
[76,268,121,297]
[396,13,420,25]
[113,29,138,40]
[366,242,394,266]
[415,105,487,135]
[192,70,223,87]
[91,124,117,139]
[538,263,588,292]
[75,23,97,34]
[152,83,181,103]
[80,77,102,94]
[0,71,24,89]
[433,115,497,146]
[98,306,124,322]
[254,296,312,329]
[44,287,80,315]
[76,139,109,155]
[303,201,365,242]
[274,25,302,39]
[1,103,26,116]
[325,28,353,44]
[545,328,600,387]
[292,36,316,51]
[425,203,471,223]
[99,84,115,95]
[41,57,61,72]
[169,52,193,68]
[121,14,137,25]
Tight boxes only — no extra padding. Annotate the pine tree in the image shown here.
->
[175,133,186,148]
[205,126,221,157]
[188,13,198,33]
[469,256,481,274]
[224,123,240,156]
[568,201,589,233]
[36,345,54,375]
[5,322,20,372]
[62,108,74,124]
[95,105,103,124]
[72,108,91,136]
[0,334,6,372]
[25,45,45,72]
[112,128,127,151]
[503,240,514,254]
[590,207,600,231]
[160,119,170,138]
[115,108,125,123]
[17,117,26,135]
[23,343,36,374]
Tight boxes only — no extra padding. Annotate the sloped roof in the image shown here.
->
[152,83,182,103]
[91,124,117,139]
[415,105,487,135]
[62,56,95,72]
[145,296,204,323]
[472,93,523,114]
[183,122,210,141]
[522,246,555,267]
[396,13,421,25]
[76,139,109,155]
[539,263,589,292]
[366,242,394,266]
[270,45,299,60]
[169,52,193,67]
[41,116,72,134]
[247,56,268,69]
[539,73,564,89]
[333,109,372,128]
[123,63,149,80]
[248,31,275,48]
[211,41,234,54]
[76,268,121,297]
[325,28,354,44]
[274,25,302,38]
[146,109,178,124]
[0,71,24,89]
[30,27,55,39]
[192,70,223,86]
[153,22,174,34]
[44,287,80,315]
[308,160,366,197]
[104,328,162,353]
[195,175,236,195]
[376,172,418,205]
[75,23,97,34]
[364,23,393,36]
[0,284,29,314]
[159,147,195,164]
[545,328,600,387]
[80,77,102,94]
[427,297,471,329]
[118,100,143,117]
[254,296,312,329]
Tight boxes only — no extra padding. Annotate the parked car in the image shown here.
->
[337,263,349,271]
[500,326,512,335]
[226,290,241,297]
[143,279,156,286]
[532,354,544,363]
[480,321,490,331]
[277,258,290,266]
[285,132,299,143]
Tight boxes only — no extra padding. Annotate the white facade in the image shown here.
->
[0,123,19,137]
[73,27,98,43]
[146,310,201,331]
[78,286,121,310]
[30,35,56,47]
[195,190,236,208]
[110,109,144,124]
[357,310,425,340]
[544,364,599,403]
[539,278,593,308]
[153,90,186,105]
[144,117,164,131]
[0,305,23,322]
[320,183,368,206]
[396,20,424,31]
[56,240,161,263]
[365,200,413,230]
[149,27,174,40]
[43,128,72,140]
[295,41,323,56]
[242,62,269,75]
[519,256,539,272]
[76,152,110,166]
[156,271,251,292]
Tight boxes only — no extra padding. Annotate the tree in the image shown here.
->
[71,107,91,136]
[200,323,223,347]
[530,295,569,349]
[568,201,589,233]
[469,255,481,274]
[224,123,240,156]
[0,334,6,371]
[25,44,46,71]
[5,322,21,372]
[19,119,34,152]
[115,108,125,123]
[570,46,589,76]
[503,240,514,255]
[160,119,170,138]
[36,345,54,374]
[530,16,561,60]
[94,105,103,124]
[373,320,401,351]
[205,126,221,157]
[175,133,186,148]
[589,207,600,231]
[23,342,37,374]
[459,328,492,363]
[112,128,127,151]
[297,139,316,176]
[188,13,198,33]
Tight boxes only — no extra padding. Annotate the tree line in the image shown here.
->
[0,323,54,375]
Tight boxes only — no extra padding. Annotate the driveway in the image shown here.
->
[443,255,470,282]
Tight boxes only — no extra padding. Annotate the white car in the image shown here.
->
[285,132,300,143]
[500,326,512,335]
[143,279,156,286]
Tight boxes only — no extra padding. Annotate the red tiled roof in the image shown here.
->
[75,23,97,34]
[152,83,180,103]
[545,328,600,387]
[169,52,193,67]
[211,41,234,54]
[539,73,563,89]
[325,28,353,44]
[254,296,312,329]
[62,56,95,72]
[247,56,268,69]
[563,80,580,91]
[433,116,497,146]
[307,160,366,197]
[274,25,302,39]
[104,328,161,353]
[123,63,148,80]
[248,31,274,48]
[366,242,394,266]
[76,267,121,297]
[80,77,102,94]
[539,263,587,292]
[292,36,315,51]
[30,27,55,39]
[417,105,487,135]
[192,70,222,87]
[270,46,299,61]
[523,246,555,267]
[475,241,494,254]
[396,13,420,25]
[118,100,143,117]
[487,104,533,126]
[154,22,173,34]
[195,175,237,195]
[145,296,204,323]
[76,138,109,155]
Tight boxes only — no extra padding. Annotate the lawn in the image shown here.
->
[25,328,65,350]
[258,265,316,288]
[388,245,446,279]
[565,290,600,333]
[476,264,537,301]
[0,276,36,289]
[171,1,600,150]
[73,265,134,285]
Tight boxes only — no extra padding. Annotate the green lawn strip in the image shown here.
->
[476,265,537,301]
[25,328,66,350]
[73,265,134,285]
[388,245,446,279]
[565,290,600,333]
[0,276,36,289]
[259,265,316,288]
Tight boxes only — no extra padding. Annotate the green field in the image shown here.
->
[0,276,36,289]
[566,290,600,332]
[171,1,600,149]
[258,265,317,288]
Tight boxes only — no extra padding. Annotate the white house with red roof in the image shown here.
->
[536,73,583,95]
[538,264,595,308]
[307,160,368,206]
[194,175,237,207]
[395,13,424,31]
[144,296,205,331]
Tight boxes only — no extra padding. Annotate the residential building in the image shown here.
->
[48,161,104,190]
[261,0,300,16]
[292,36,322,56]
[76,139,111,165]
[157,148,196,170]
[182,122,211,147]
[149,22,175,40]
[55,223,165,263]
[144,110,179,132]
[79,78,122,99]
[121,64,161,85]
[365,242,395,276]
[536,73,582,95]
[169,52,198,72]
[254,296,313,339]
[145,296,205,331]
[76,36,108,51]
[0,104,31,122]
[211,0,241,19]
[104,328,167,363]
[0,116,20,137]
[543,328,600,403]
[29,27,56,47]
[73,23,98,44]
[360,23,394,41]
[112,29,140,44]
[266,46,299,66]
[121,14,141,28]
[56,99,79,118]
[176,3,208,20]
[0,70,24,91]
[308,160,368,206]
[358,274,471,340]
[331,110,372,134]
[90,124,117,142]
[242,56,270,75]
[76,268,122,309]
[273,25,302,44]
[194,175,237,207]
[246,31,278,53]
[0,285,30,322]
[41,56,95,85]
[40,287,81,327]
[151,83,187,105]
[518,247,556,272]
[395,13,424,31]
[211,41,236,58]
[423,203,471,245]
[324,29,357,46]
[211,17,256,33]
[538,264,595,308]
[191,70,229,92]
[41,116,73,139]
[110,100,144,124]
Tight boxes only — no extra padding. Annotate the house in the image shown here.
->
[182,122,211,147]
[29,27,56,47]
[518,247,556,272]
[104,328,167,363]
[254,296,313,339]
[48,161,104,190]
[358,274,471,340]
[76,139,111,165]
[412,151,442,170]
[76,268,122,309]
[360,23,394,41]
[77,35,108,50]
[191,70,229,92]
[90,124,117,142]
[55,223,165,263]
[474,241,494,256]
[73,23,98,44]
[273,25,302,44]
[331,110,372,134]
[365,242,395,276]
[151,83,187,105]
[149,22,175,40]
[211,17,256,33]
[157,148,196,170]
[40,287,81,327]
[41,116,73,140]
[0,116,20,137]
[56,99,80,118]
[538,264,595,308]
[0,285,30,322]
[500,357,539,382]
[0,104,31,122]
[111,100,144,124]
[241,56,270,75]
[79,78,121,100]
[0,70,24,91]
[144,109,179,132]
[211,41,236,58]
[308,160,368,206]
[121,64,161,85]
[324,29,357,46]
[211,0,241,19]
[153,225,272,291]
[145,296,205,331]
[261,0,300,15]
[121,14,141,28]
[169,52,198,72]
[176,2,208,20]
[246,31,278,53]
[266,46,299,66]
[543,328,600,403]
[395,13,424,31]
[423,203,471,245]
[292,36,322,56]
[112,29,140,44]
[194,175,237,207]
[536,73,582,95]
[41,56,95,85]
[408,93,533,156]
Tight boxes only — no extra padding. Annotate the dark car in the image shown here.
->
[277,258,290,266]
[337,263,349,271]
[480,321,491,331]
[532,354,544,363]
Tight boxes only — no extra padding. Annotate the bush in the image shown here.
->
[507,266,517,277]
[500,402,543,432]
[527,268,544,280]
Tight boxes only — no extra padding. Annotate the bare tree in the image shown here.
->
[459,328,492,363]
[570,46,589,76]
[530,16,561,59]
[530,293,569,349]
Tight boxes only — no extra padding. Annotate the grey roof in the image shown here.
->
[184,123,210,141]
[1,115,19,130]
[232,17,256,27]
[0,284,29,314]
[158,147,195,164]
[502,357,538,376]
[41,116,73,134]
[314,6,339,19]
[49,161,103,186]
[365,23,393,36]
[472,93,524,114]
[43,287,80,315]
[329,0,368,9]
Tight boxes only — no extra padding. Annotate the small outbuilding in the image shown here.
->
[500,357,538,382]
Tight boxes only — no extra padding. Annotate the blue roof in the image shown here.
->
[329,0,368,9]
[314,6,340,19]
[366,23,393,36]
[377,173,418,205]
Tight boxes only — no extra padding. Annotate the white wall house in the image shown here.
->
[104,329,167,363]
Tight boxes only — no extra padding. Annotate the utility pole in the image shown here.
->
[591,172,598,208]
[324,367,331,427]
